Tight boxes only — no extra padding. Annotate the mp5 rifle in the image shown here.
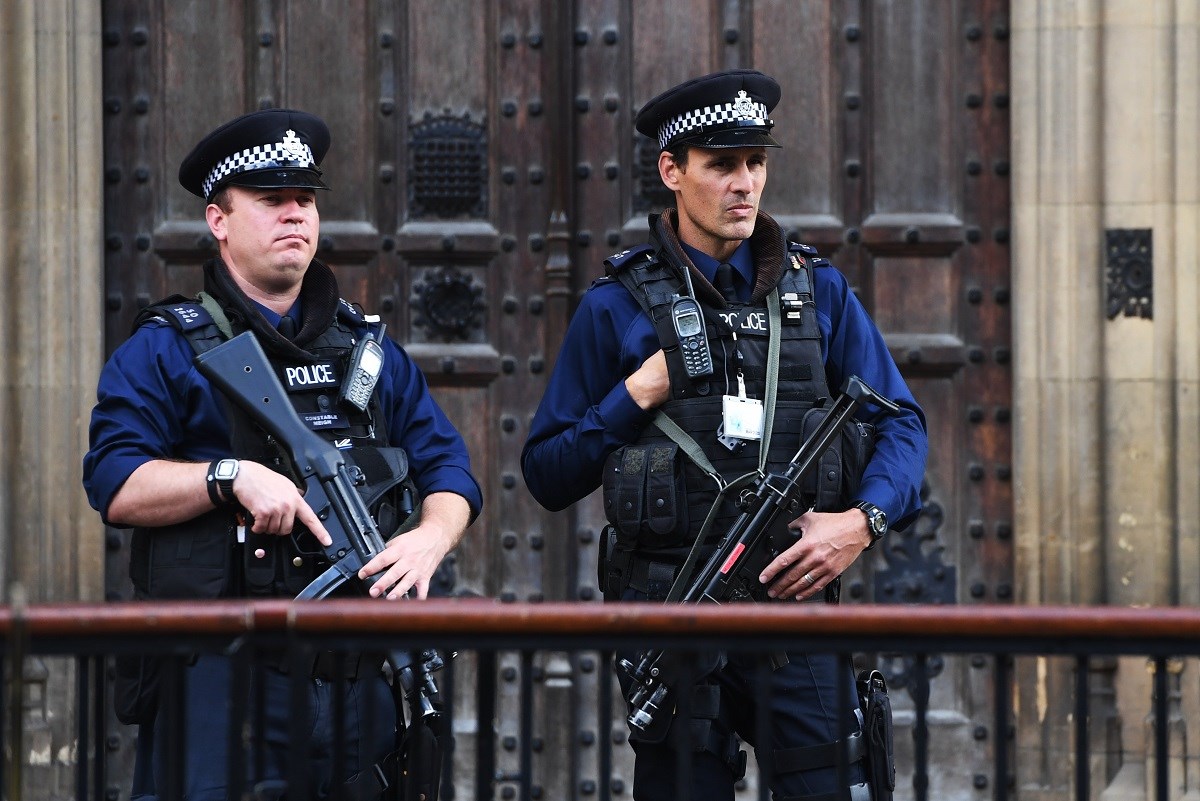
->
[619,375,899,733]
[195,331,447,801]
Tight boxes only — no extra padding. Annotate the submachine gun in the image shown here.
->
[196,331,447,801]
[620,375,900,733]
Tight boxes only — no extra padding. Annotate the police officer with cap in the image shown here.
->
[523,70,927,800]
[85,108,481,799]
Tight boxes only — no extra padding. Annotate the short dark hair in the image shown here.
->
[210,187,234,213]
[665,144,691,169]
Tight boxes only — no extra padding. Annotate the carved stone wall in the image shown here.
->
[1011,2,1200,798]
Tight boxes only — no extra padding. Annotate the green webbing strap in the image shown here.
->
[650,411,723,486]
[759,288,782,473]
[196,291,235,340]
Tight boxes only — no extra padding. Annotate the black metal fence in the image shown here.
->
[2,600,1198,801]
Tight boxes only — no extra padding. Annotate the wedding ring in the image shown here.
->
[801,572,816,587]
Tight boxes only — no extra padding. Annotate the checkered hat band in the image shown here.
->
[202,140,316,198]
[657,99,770,149]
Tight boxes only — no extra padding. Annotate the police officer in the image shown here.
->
[521,71,927,800]
[84,109,482,800]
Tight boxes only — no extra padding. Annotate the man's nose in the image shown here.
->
[730,162,754,192]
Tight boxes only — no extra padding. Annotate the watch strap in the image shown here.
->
[205,459,224,507]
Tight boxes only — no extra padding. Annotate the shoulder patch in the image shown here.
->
[154,302,215,332]
[788,241,818,255]
[336,298,366,325]
[603,244,655,274]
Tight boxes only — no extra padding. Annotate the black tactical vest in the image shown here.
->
[127,294,412,600]
[601,243,872,560]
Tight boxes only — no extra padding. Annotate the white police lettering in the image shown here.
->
[284,363,338,389]
[717,310,769,333]
[740,311,767,332]
[172,306,200,325]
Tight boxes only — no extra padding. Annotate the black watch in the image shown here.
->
[213,458,240,505]
[852,500,888,549]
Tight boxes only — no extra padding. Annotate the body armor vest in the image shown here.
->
[602,243,872,562]
[127,294,412,600]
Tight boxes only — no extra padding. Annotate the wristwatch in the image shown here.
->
[852,500,888,549]
[213,458,240,505]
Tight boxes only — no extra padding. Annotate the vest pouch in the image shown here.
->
[602,443,690,548]
[242,532,280,595]
[131,510,234,599]
[799,407,877,511]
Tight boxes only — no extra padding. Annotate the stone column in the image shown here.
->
[0,2,104,794]
[1012,2,1200,799]
[0,0,104,603]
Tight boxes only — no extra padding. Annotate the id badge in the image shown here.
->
[722,394,763,441]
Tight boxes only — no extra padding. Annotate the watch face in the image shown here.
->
[871,513,887,534]
[215,459,239,481]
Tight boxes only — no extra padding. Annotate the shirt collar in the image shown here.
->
[679,240,755,292]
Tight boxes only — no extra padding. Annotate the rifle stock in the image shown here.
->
[621,375,900,732]
[195,331,448,800]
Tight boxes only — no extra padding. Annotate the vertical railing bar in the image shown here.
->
[519,649,533,801]
[1154,655,1168,801]
[994,652,1010,801]
[93,654,107,801]
[912,652,929,801]
[330,650,347,801]
[476,649,496,801]
[675,651,696,801]
[598,650,612,801]
[756,653,772,801]
[75,654,90,801]
[1074,655,1089,801]
[227,642,250,799]
[288,644,314,801]
[442,645,458,800]
[161,654,186,801]
[836,651,851,800]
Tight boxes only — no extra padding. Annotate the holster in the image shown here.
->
[856,669,896,801]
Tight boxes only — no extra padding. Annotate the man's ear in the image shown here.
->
[205,203,227,242]
[658,150,681,191]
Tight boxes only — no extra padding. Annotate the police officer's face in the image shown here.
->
[660,146,767,260]
[206,186,319,291]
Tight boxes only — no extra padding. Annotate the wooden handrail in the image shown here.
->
[0,600,1198,651]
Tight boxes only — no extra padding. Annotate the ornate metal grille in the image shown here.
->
[408,111,487,219]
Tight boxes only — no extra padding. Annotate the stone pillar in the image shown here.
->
[1012,2,1200,799]
[0,2,104,796]
[0,0,104,603]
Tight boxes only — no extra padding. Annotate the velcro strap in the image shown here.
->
[773,730,865,774]
[616,448,647,531]
[645,445,679,536]
[626,557,681,599]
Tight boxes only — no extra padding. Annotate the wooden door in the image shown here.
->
[102,1,1010,798]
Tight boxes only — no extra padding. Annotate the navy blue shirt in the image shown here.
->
[521,256,928,529]
[84,301,482,524]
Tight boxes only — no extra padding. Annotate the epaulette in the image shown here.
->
[603,244,656,276]
[336,297,369,325]
[787,241,830,269]
[136,297,214,333]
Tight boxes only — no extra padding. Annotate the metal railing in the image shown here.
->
[2,600,1198,801]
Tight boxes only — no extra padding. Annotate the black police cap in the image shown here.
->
[635,69,781,152]
[179,108,331,200]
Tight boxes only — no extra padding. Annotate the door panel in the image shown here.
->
[103,1,1010,798]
